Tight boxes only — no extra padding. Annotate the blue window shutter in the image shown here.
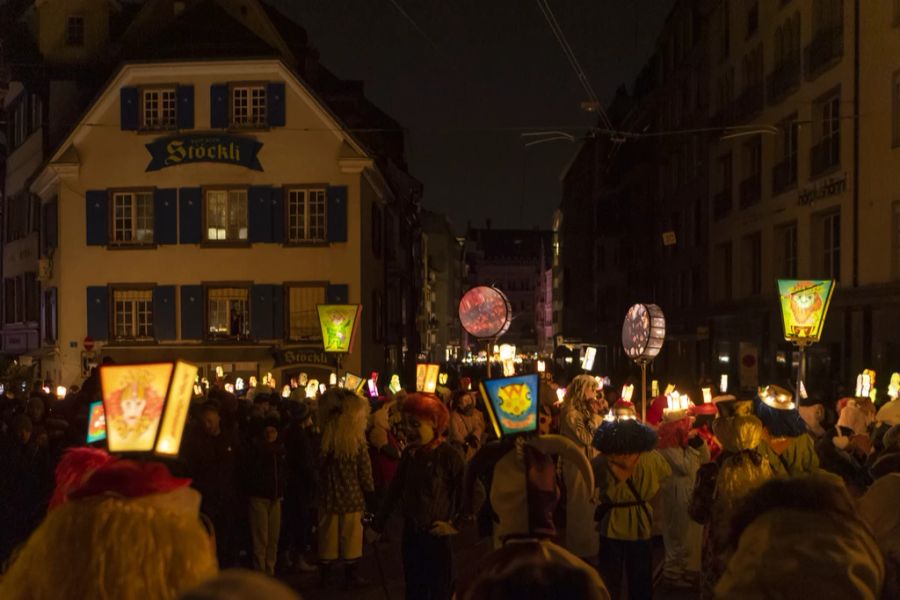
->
[271,187,284,242]
[327,284,349,304]
[85,190,108,246]
[154,188,177,244]
[152,285,176,340]
[86,286,109,341]
[120,87,139,131]
[176,85,194,129]
[210,84,229,128]
[266,82,286,127]
[248,186,273,243]
[179,188,202,244]
[180,285,203,340]
[272,285,284,339]
[250,284,274,340]
[326,185,348,243]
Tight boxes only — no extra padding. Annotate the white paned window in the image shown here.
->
[113,289,153,341]
[207,287,249,339]
[112,191,154,244]
[142,88,176,129]
[287,285,326,340]
[287,188,327,242]
[205,189,248,241]
[231,85,266,127]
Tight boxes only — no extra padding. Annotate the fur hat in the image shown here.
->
[592,402,657,455]
[400,392,450,435]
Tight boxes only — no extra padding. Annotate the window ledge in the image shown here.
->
[107,243,158,250]
[283,241,330,248]
[226,124,270,133]
[136,127,178,136]
[204,338,256,345]
[106,340,159,347]
[200,241,252,249]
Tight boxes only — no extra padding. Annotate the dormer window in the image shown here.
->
[231,84,267,128]
[66,15,85,47]
[141,87,177,130]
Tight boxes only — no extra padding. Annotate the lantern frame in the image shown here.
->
[478,373,540,439]
[99,361,198,456]
[317,304,363,354]
[458,286,512,339]
[622,303,666,362]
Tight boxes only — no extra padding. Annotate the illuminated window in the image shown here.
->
[113,289,153,341]
[141,88,176,130]
[205,189,248,242]
[231,85,266,127]
[286,285,326,341]
[66,15,84,47]
[111,191,154,245]
[207,287,249,340]
[286,188,326,242]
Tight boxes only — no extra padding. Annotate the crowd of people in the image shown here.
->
[0,362,898,599]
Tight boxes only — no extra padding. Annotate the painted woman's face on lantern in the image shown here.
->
[121,384,148,427]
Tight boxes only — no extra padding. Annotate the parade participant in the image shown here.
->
[245,417,287,575]
[280,401,318,573]
[689,395,776,599]
[859,473,900,589]
[559,374,604,560]
[316,388,374,588]
[656,406,709,588]
[870,425,900,480]
[371,392,465,600]
[448,389,486,461]
[799,402,827,439]
[0,449,218,600]
[716,476,888,600]
[756,385,820,476]
[818,396,876,493]
[592,399,671,600]
[368,390,404,498]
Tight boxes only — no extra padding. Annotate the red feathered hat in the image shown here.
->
[49,447,116,510]
[401,392,450,435]
[68,455,190,501]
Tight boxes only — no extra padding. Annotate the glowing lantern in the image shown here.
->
[537,360,546,373]
[651,380,659,397]
[99,361,198,456]
[282,385,291,398]
[317,304,363,353]
[235,377,245,391]
[439,372,449,386]
[343,373,364,394]
[458,286,512,338]
[56,386,67,400]
[622,384,634,403]
[622,304,666,362]
[702,387,713,404]
[479,374,539,438]
[329,373,337,386]
[416,363,440,393]
[582,346,597,371]
[86,401,107,444]
[388,374,402,394]
[720,374,729,394]
[777,280,835,343]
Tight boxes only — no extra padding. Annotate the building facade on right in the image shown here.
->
[707,0,900,397]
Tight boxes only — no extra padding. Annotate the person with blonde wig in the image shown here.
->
[0,449,217,600]
[559,374,604,559]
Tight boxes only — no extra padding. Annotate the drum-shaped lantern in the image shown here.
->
[621,303,666,362]
[458,286,512,339]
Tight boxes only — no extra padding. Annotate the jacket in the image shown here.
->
[319,445,374,514]
[374,441,465,532]
[245,439,287,500]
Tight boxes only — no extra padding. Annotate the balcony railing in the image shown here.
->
[810,134,840,177]
[739,174,761,208]
[713,189,732,221]
[767,60,800,104]
[804,25,843,80]
[734,84,764,121]
[772,158,797,195]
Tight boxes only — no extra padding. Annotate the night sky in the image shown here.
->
[274,1,675,232]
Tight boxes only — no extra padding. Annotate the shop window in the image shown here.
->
[111,191,154,245]
[207,287,250,340]
[286,188,326,242]
[112,288,153,342]
[286,284,326,341]
[205,189,248,242]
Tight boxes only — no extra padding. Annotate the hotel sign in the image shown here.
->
[272,347,337,369]
[145,134,263,172]
[798,173,847,206]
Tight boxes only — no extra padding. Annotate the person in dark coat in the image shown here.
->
[182,401,241,567]
[245,417,288,575]
[0,415,53,564]
[280,401,319,573]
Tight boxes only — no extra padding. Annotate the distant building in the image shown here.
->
[3,0,422,386]
[464,224,551,353]
[418,210,463,363]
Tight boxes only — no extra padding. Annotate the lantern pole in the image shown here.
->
[640,360,648,422]
[796,341,807,404]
